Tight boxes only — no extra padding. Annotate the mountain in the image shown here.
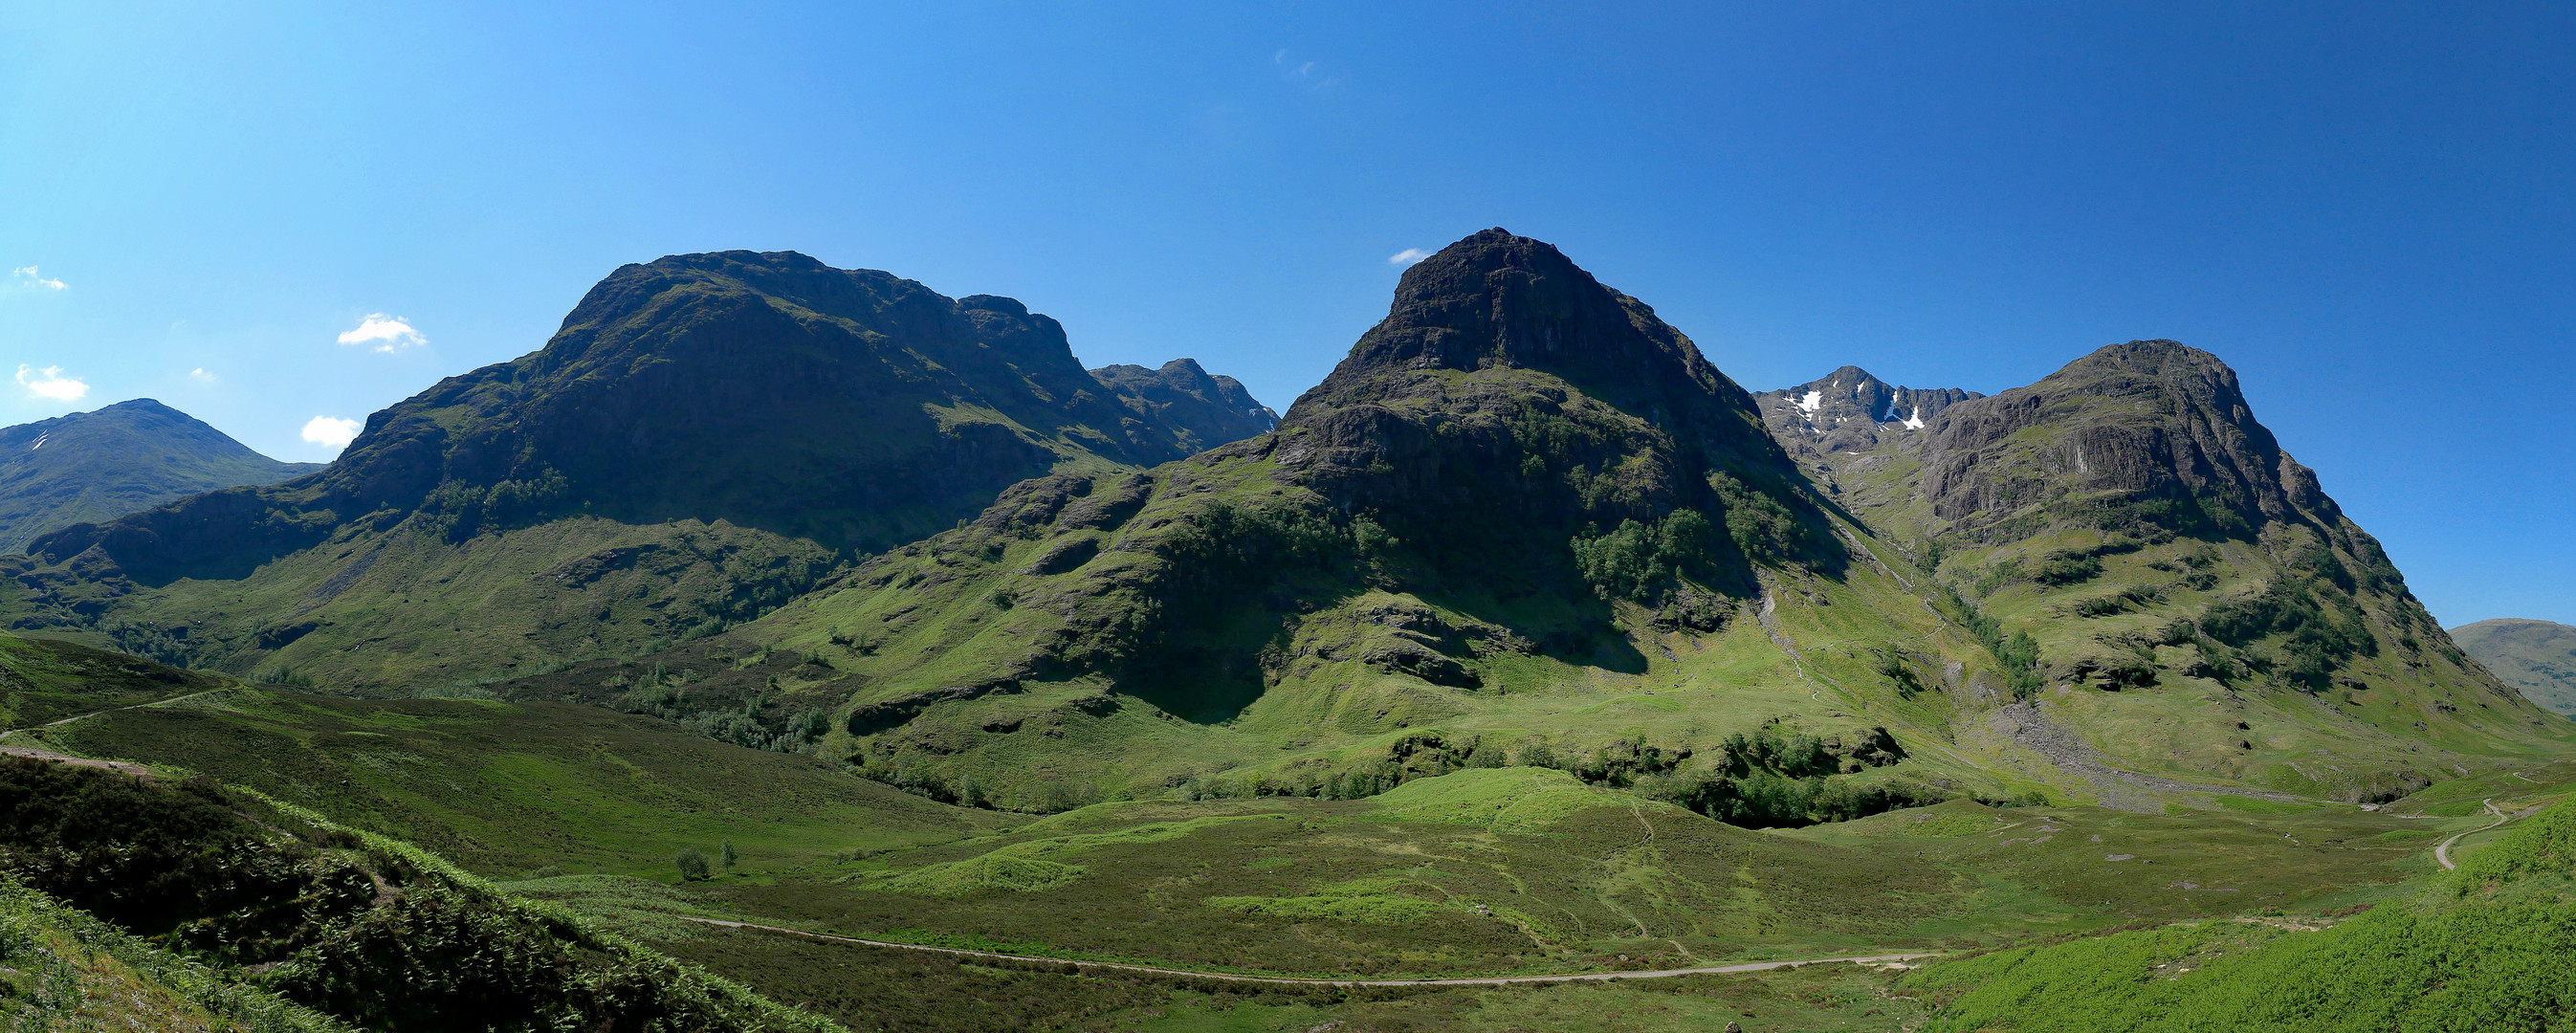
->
[495,230,2565,817]
[0,399,320,555]
[1755,365,1982,456]
[0,251,1271,689]
[2454,618,2576,714]
[1088,358,1279,454]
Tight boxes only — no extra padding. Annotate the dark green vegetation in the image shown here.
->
[0,758,839,1032]
[0,399,321,557]
[2455,618,2576,715]
[2,252,1272,690]
[1910,785,2576,1031]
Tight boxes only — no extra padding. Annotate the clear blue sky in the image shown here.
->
[4,2,2569,627]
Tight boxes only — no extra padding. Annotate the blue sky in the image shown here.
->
[3,2,2569,626]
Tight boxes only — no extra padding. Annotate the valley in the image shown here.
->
[2,231,2570,1031]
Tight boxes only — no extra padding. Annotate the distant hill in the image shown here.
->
[0,399,319,555]
[2454,618,2576,714]
[2,251,1272,688]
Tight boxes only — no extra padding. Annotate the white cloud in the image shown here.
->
[188,367,217,384]
[301,415,362,449]
[14,364,87,402]
[337,314,426,353]
[1388,248,1430,266]
[11,266,65,291]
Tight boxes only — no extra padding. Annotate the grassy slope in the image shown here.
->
[1907,765,2576,1032]
[0,877,347,1033]
[598,436,2559,816]
[2454,617,2576,715]
[33,686,1006,877]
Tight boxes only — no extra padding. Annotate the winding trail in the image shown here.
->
[672,916,1934,987]
[2434,799,2509,871]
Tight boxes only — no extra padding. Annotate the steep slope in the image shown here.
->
[0,252,1269,690]
[0,399,320,555]
[1088,357,1279,454]
[2455,618,2576,714]
[1786,341,2564,802]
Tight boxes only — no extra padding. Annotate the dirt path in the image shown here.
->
[673,916,1935,987]
[0,745,151,778]
[0,690,220,741]
[2434,799,2508,871]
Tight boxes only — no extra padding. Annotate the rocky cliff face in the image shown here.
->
[3,252,1271,687]
[1756,366,1981,457]
[0,400,320,556]
[1089,359,1279,454]
[1914,341,2328,541]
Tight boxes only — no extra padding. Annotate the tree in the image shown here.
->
[675,847,711,881]
[719,839,737,871]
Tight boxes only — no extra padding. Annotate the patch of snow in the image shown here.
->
[28,432,47,451]
[1902,407,1926,430]
[1797,390,1821,413]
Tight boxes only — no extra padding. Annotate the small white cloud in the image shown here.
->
[300,415,362,449]
[188,367,217,384]
[337,313,426,353]
[14,364,87,402]
[1388,248,1430,266]
[11,266,66,291]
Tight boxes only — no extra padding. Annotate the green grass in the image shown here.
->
[39,685,1010,875]
[1908,794,2576,1031]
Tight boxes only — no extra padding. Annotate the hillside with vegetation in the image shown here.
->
[0,252,1273,692]
[0,398,319,556]
[492,230,2566,820]
[2454,618,2576,714]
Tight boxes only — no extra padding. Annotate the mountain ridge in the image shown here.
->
[3,251,1276,689]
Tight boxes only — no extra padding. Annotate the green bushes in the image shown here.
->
[1708,472,1807,564]
[1569,510,1717,603]
[2200,579,2377,691]
[1937,587,2045,698]
[1646,728,1928,828]
[0,761,842,1033]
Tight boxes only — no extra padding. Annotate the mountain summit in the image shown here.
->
[0,400,319,555]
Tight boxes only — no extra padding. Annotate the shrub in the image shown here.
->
[675,847,711,882]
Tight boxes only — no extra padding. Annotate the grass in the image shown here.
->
[1907,793,2576,1031]
[39,685,1011,876]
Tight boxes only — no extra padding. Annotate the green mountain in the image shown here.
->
[2454,618,2576,714]
[0,398,320,556]
[1,251,1271,690]
[496,230,2566,817]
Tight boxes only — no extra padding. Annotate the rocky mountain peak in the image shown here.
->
[1283,229,1751,431]
[1755,366,1983,455]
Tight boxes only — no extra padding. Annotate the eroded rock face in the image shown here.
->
[1755,365,1982,456]
[1913,341,2326,538]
